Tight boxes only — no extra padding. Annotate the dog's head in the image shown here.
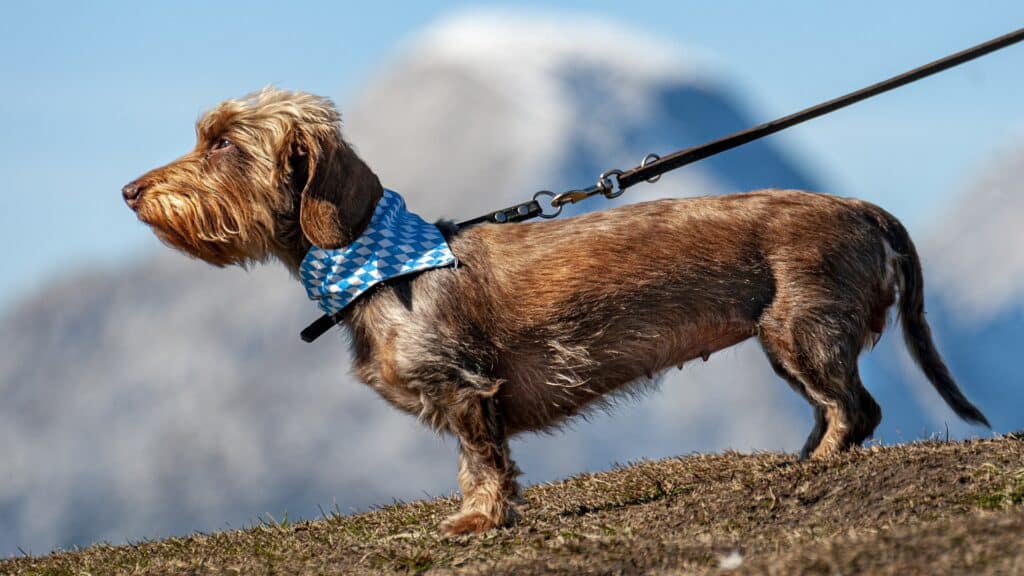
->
[123,87,382,268]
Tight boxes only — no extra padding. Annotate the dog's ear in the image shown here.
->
[291,127,382,249]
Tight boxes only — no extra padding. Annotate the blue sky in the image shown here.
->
[1,1,1022,307]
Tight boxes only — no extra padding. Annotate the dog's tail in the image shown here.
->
[862,204,990,428]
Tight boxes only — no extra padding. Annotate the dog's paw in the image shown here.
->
[439,510,497,536]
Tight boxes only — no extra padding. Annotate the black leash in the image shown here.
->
[302,27,1024,343]
[458,26,1024,227]
[618,26,1024,191]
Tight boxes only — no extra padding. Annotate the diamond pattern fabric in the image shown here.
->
[300,189,456,315]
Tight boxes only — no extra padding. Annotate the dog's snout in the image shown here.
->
[122,180,146,208]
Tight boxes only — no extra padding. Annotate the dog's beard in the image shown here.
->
[138,188,268,267]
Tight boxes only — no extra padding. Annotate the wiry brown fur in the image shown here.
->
[124,87,989,536]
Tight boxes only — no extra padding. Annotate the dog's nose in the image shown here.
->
[122,180,145,207]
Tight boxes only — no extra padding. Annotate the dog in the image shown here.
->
[123,87,988,535]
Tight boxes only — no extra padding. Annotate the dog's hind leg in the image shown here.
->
[761,339,828,459]
[804,368,880,459]
[846,373,882,447]
[760,311,882,459]
[439,394,520,536]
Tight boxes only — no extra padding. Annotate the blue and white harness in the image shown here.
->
[300,189,456,317]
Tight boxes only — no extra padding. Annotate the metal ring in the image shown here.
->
[598,169,624,199]
[640,153,661,183]
[533,190,563,219]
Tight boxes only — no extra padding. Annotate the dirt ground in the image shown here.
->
[4,434,1022,575]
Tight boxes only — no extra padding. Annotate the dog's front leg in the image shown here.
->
[439,394,520,536]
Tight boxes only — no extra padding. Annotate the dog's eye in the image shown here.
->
[212,138,233,151]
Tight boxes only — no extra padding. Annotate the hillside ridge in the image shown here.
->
[3,435,1023,575]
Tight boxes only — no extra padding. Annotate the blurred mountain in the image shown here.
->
[345,14,822,218]
[3,12,1005,557]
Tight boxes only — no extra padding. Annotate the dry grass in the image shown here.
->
[4,434,1023,575]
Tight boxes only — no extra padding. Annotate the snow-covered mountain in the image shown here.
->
[1,13,1009,556]
[345,14,821,219]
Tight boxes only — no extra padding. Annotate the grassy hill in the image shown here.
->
[4,435,1023,575]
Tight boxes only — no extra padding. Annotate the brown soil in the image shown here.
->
[4,435,1022,575]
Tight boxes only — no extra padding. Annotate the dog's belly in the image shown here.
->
[667,319,759,367]
[498,316,758,434]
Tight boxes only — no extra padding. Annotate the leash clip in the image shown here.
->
[548,187,596,208]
